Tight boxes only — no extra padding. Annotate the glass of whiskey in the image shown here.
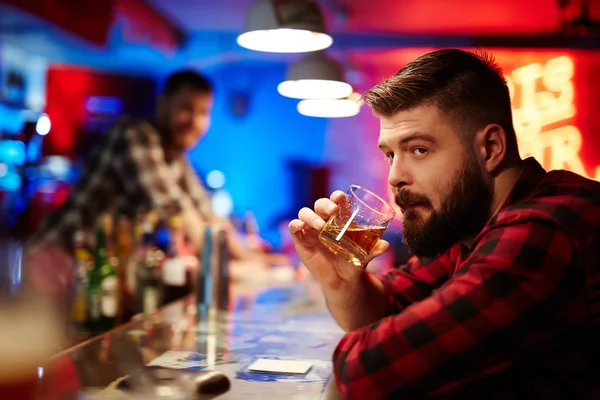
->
[318,184,396,268]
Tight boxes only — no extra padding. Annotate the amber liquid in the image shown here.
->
[318,224,386,267]
[0,374,37,400]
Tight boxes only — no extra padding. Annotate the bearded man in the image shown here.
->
[289,49,600,399]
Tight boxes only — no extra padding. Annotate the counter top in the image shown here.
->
[39,276,346,399]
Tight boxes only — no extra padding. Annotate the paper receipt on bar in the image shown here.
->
[147,351,202,369]
[247,358,313,374]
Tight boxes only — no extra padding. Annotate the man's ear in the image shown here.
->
[475,123,507,174]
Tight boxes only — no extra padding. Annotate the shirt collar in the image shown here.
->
[481,157,547,232]
[500,157,547,209]
[462,157,546,255]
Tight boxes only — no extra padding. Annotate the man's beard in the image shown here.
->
[395,156,493,259]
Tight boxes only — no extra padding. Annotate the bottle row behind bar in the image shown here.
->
[69,210,228,339]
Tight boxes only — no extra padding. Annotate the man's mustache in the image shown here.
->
[395,190,430,209]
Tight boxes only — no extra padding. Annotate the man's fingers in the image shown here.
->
[298,207,326,230]
[314,198,338,219]
[330,190,347,204]
[288,219,305,234]
[289,190,347,233]
[365,239,390,264]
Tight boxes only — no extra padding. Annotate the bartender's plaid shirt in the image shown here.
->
[334,157,600,399]
[31,118,214,248]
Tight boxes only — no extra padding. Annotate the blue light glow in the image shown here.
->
[206,170,225,189]
[85,96,124,115]
[0,140,26,165]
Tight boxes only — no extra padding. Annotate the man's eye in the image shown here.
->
[412,147,428,157]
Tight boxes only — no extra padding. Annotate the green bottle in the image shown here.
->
[86,222,119,333]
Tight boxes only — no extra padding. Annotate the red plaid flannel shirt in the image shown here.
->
[334,157,600,399]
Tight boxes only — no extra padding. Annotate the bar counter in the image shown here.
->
[38,270,346,399]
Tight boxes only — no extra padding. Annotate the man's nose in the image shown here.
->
[388,158,412,189]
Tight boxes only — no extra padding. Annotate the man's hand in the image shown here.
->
[182,207,208,250]
[288,190,389,292]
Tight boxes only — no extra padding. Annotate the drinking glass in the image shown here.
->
[317,184,396,267]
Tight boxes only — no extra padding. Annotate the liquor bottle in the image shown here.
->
[215,228,230,309]
[86,222,119,332]
[115,215,134,273]
[100,213,119,273]
[71,229,91,329]
[100,214,113,254]
[114,214,134,320]
[136,228,161,314]
[161,215,191,305]
[125,212,148,298]
[198,226,230,309]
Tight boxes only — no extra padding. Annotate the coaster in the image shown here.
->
[247,358,313,375]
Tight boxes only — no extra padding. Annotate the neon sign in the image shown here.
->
[506,55,600,181]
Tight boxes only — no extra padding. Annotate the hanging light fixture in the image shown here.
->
[297,92,362,118]
[237,0,333,53]
[277,52,353,99]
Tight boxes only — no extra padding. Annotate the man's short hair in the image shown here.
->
[363,49,518,153]
[162,70,213,97]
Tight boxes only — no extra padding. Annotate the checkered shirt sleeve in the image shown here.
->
[115,121,196,217]
[333,216,576,399]
[32,120,211,248]
[378,249,458,316]
[30,122,124,247]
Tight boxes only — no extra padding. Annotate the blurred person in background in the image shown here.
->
[289,49,600,398]
[23,70,287,303]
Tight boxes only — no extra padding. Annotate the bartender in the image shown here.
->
[25,70,284,299]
